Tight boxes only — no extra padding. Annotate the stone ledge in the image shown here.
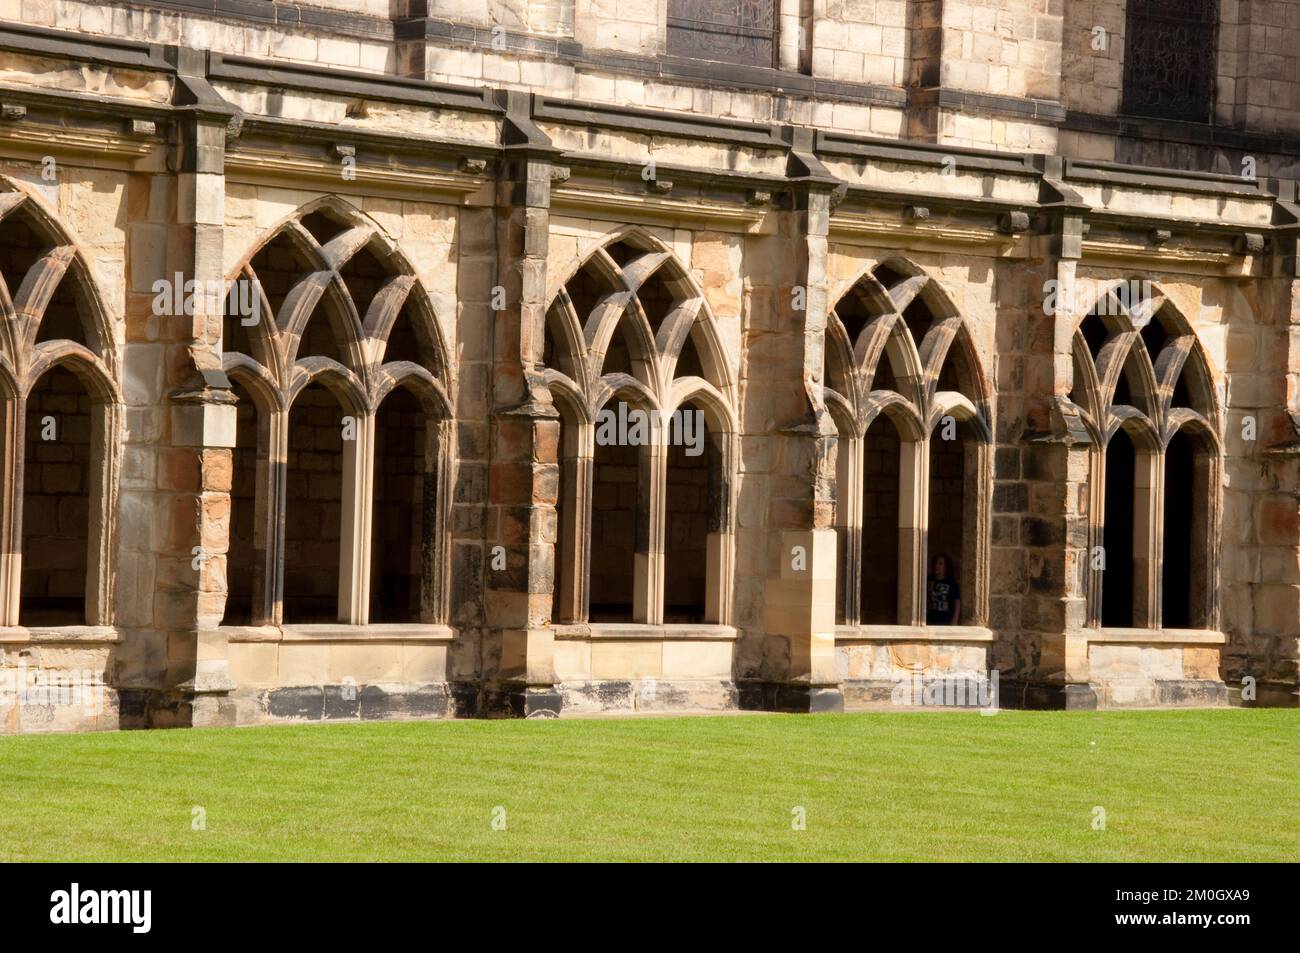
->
[910,85,1067,124]
[237,681,453,723]
[1086,627,1226,645]
[738,681,844,713]
[551,623,738,641]
[835,624,995,643]
[221,623,455,643]
[842,677,998,711]
[1065,109,1300,164]
[558,678,738,714]
[0,625,121,644]
[1093,677,1229,709]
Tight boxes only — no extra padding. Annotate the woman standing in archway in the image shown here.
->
[926,553,961,626]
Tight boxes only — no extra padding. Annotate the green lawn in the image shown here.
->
[1,709,1296,861]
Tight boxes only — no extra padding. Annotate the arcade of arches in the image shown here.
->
[2,26,1299,730]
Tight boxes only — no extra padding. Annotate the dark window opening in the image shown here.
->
[370,386,431,623]
[1122,0,1218,124]
[664,410,709,623]
[250,232,313,324]
[833,293,872,347]
[1102,429,1137,628]
[297,303,349,366]
[299,210,350,245]
[552,413,573,624]
[901,297,935,351]
[563,262,612,327]
[34,276,89,349]
[1113,364,1133,407]
[1081,312,1109,360]
[602,319,637,378]
[382,298,433,369]
[1140,313,1171,362]
[338,243,387,325]
[666,0,777,68]
[589,434,638,622]
[927,423,966,624]
[833,429,854,626]
[222,381,259,626]
[20,367,90,626]
[873,347,899,393]
[1161,430,1195,629]
[0,213,47,316]
[223,277,257,360]
[674,328,705,380]
[636,271,676,338]
[860,415,901,624]
[283,383,344,623]
[873,263,907,290]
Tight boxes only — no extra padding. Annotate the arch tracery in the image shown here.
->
[825,258,992,629]
[541,228,737,626]
[1069,280,1221,630]
[220,197,454,628]
[0,180,120,628]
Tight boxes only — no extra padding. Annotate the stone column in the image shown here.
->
[749,130,843,712]
[1228,178,1300,706]
[994,165,1094,708]
[154,48,239,727]
[485,91,564,717]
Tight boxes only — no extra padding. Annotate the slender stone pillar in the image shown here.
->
[485,91,564,717]
[748,130,843,712]
[153,48,239,726]
[1228,178,1300,706]
[994,164,1095,708]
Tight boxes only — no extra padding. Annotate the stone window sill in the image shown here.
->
[836,624,994,643]
[1088,627,1225,645]
[219,623,455,644]
[552,622,738,641]
[0,625,120,644]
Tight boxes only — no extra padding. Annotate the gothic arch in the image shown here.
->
[825,259,992,440]
[0,177,121,628]
[220,198,454,628]
[826,258,992,628]
[1071,281,1222,630]
[541,229,737,626]
[543,226,736,418]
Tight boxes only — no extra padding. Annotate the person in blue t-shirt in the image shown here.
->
[926,553,961,625]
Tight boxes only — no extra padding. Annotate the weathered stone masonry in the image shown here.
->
[0,2,1299,731]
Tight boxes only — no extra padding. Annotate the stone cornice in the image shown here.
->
[0,21,1294,259]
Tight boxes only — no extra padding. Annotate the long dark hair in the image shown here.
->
[930,552,955,580]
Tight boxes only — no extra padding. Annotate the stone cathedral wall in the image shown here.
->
[0,3,1297,731]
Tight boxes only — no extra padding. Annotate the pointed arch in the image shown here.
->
[0,197,115,374]
[0,176,120,629]
[1074,283,1222,453]
[286,357,367,417]
[372,362,453,420]
[227,196,452,403]
[218,198,457,630]
[223,354,284,416]
[829,256,992,630]
[26,343,120,404]
[1074,279,1222,631]
[666,378,737,435]
[930,319,992,429]
[540,227,738,626]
